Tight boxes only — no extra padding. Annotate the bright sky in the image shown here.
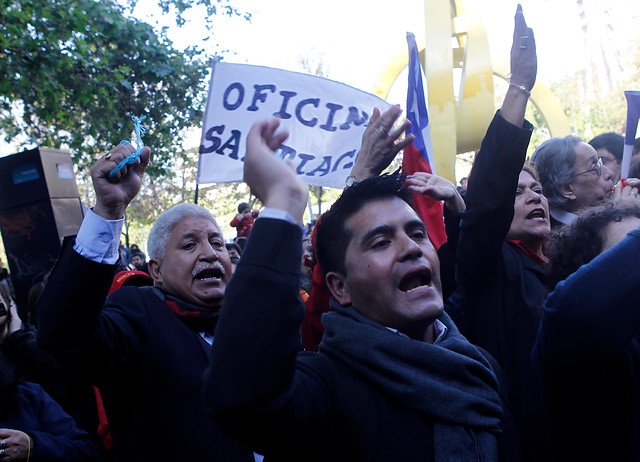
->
[129,0,632,187]
[139,0,593,101]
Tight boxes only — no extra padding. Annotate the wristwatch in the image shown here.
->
[345,175,359,188]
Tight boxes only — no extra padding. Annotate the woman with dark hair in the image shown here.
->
[534,192,640,461]
[446,6,551,460]
[546,196,640,289]
[0,293,101,461]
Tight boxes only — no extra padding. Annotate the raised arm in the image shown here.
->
[457,5,537,290]
[242,118,308,223]
[349,105,414,183]
[204,119,333,453]
[91,143,150,220]
[37,142,150,370]
[501,4,536,127]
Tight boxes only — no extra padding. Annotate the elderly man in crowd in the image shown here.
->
[36,143,254,461]
[531,135,615,227]
[203,116,520,461]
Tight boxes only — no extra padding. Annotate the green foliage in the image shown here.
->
[549,75,623,141]
[155,0,250,28]
[0,0,247,178]
[547,51,640,143]
[492,58,640,162]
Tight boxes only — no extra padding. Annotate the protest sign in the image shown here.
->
[197,62,391,188]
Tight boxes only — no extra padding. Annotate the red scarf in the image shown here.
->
[150,287,219,334]
[508,240,547,268]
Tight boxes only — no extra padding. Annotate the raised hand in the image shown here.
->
[405,172,465,213]
[502,4,537,126]
[243,119,308,224]
[510,4,536,93]
[350,105,415,182]
[91,143,151,220]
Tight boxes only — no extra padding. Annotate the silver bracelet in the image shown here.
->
[508,80,531,97]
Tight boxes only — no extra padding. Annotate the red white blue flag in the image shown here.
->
[621,91,640,179]
[403,32,447,248]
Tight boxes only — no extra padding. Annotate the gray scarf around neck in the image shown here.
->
[319,299,502,461]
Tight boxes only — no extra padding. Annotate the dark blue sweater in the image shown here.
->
[534,227,640,461]
[0,382,100,461]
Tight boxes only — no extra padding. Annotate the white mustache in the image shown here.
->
[192,261,226,278]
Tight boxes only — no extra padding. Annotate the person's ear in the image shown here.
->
[325,272,351,306]
[559,183,576,201]
[147,259,163,285]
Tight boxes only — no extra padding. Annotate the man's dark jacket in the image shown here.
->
[204,218,520,462]
[36,238,253,461]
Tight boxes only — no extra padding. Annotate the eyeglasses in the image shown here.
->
[575,157,603,177]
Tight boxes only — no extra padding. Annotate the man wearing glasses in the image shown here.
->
[531,136,614,227]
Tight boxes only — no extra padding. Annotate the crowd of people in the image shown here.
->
[2,5,640,461]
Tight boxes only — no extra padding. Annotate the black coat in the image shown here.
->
[37,238,253,462]
[446,112,550,460]
[204,218,521,462]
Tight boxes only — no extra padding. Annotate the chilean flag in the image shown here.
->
[403,32,447,248]
[621,91,640,180]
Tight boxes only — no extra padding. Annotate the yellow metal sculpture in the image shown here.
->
[373,0,570,182]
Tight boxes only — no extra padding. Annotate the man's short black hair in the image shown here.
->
[237,202,250,214]
[588,132,624,162]
[315,172,413,277]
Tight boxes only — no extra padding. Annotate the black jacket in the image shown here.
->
[37,238,253,462]
[446,112,550,460]
[204,218,521,461]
